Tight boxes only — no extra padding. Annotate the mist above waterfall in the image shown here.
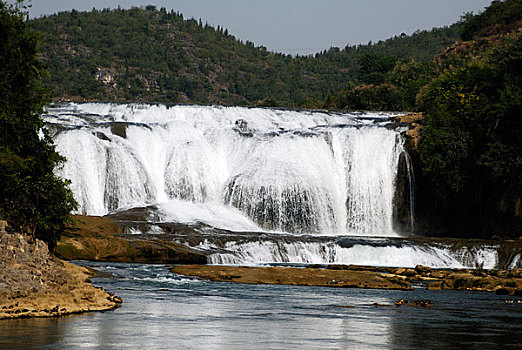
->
[46,102,406,237]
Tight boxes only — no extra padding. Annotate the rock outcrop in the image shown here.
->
[0,230,120,319]
[171,265,413,290]
[395,112,424,149]
[171,263,522,295]
[56,215,207,264]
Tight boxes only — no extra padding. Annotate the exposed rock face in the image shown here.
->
[395,112,424,149]
[393,151,415,233]
[0,231,120,319]
[0,220,7,233]
[398,265,522,295]
[171,263,522,295]
[392,112,423,234]
[56,215,207,264]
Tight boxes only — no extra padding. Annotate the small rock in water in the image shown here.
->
[415,265,431,274]
[496,288,510,295]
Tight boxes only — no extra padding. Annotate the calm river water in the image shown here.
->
[0,262,521,349]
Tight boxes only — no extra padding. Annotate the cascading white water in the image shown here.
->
[46,102,405,236]
[202,240,499,269]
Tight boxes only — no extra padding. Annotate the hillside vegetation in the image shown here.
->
[412,0,522,238]
[30,5,460,107]
[325,0,522,112]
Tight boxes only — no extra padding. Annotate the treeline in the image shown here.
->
[322,0,522,114]
[30,5,460,107]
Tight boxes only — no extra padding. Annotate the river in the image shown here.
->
[1,262,520,349]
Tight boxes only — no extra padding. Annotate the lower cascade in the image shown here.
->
[201,239,499,269]
[45,102,499,269]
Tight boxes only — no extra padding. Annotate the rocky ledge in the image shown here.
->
[170,265,413,290]
[394,112,424,148]
[0,230,121,320]
[171,264,522,295]
[56,215,206,264]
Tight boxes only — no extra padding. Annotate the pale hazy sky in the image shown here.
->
[26,0,492,55]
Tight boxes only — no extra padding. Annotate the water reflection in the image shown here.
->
[0,316,65,349]
[0,263,520,349]
[388,290,522,349]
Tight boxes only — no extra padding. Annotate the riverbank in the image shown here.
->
[0,231,121,320]
[171,264,522,296]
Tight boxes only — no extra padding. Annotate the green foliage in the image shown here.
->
[321,0,522,113]
[0,1,77,249]
[325,84,401,111]
[323,58,440,111]
[416,34,522,237]
[29,7,461,107]
[460,0,522,40]
[359,53,398,85]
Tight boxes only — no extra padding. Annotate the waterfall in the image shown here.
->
[45,102,507,269]
[204,240,499,269]
[403,151,415,233]
[46,102,406,236]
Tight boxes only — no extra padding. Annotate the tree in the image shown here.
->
[0,1,76,249]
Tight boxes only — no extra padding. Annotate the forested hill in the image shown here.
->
[30,5,460,106]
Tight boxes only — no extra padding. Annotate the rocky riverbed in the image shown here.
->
[171,264,413,290]
[0,229,121,320]
[171,264,522,296]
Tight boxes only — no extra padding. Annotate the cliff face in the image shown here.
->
[0,229,120,319]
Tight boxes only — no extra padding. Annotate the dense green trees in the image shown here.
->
[413,5,522,237]
[29,6,461,107]
[0,1,76,249]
